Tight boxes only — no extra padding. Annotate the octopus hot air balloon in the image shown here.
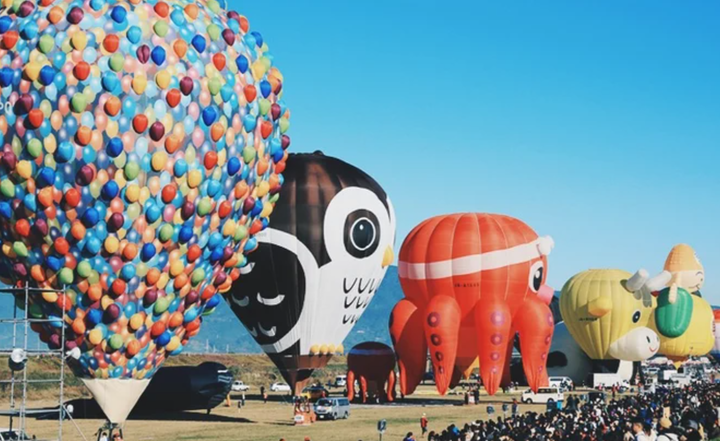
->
[0,0,289,426]
[226,152,396,395]
[346,342,396,403]
[559,269,662,362]
[390,213,556,396]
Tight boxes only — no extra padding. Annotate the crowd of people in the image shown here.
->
[417,382,720,441]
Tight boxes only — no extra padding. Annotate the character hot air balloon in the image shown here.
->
[226,152,396,394]
[346,342,396,403]
[649,245,713,367]
[653,245,705,338]
[559,269,663,362]
[0,0,289,427]
[390,213,556,396]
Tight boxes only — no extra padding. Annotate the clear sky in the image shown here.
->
[232,1,720,302]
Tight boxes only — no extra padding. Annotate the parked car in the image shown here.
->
[521,387,564,404]
[270,382,291,392]
[333,375,347,388]
[314,397,350,420]
[548,376,573,391]
[301,385,329,402]
[231,381,250,392]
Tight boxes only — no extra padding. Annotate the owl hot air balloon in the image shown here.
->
[0,0,289,426]
[559,269,663,362]
[390,213,556,396]
[226,152,396,395]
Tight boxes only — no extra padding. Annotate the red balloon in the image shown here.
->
[390,213,555,396]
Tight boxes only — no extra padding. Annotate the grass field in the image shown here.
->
[0,354,560,441]
[19,386,555,441]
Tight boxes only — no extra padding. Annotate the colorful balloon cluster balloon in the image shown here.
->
[0,0,289,383]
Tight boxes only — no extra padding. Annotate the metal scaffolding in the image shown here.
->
[0,283,87,440]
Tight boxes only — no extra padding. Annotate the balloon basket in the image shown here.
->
[95,422,123,441]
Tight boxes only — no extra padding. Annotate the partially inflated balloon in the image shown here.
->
[0,0,288,424]
[650,295,714,365]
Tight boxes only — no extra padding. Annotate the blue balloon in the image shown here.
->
[86,309,103,325]
[141,243,156,261]
[101,181,119,200]
[110,6,127,23]
[106,137,123,157]
[39,66,55,86]
[191,35,206,53]
[235,55,248,73]
[151,46,166,65]
[81,207,100,227]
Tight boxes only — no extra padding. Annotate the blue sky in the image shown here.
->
[234,1,720,302]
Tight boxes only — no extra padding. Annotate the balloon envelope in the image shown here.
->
[0,0,288,423]
[226,152,395,394]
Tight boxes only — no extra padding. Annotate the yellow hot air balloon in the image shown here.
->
[559,269,661,361]
[462,358,479,381]
[650,295,714,365]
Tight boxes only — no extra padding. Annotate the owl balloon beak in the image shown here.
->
[382,246,394,268]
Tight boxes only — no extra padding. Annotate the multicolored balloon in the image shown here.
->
[0,0,288,424]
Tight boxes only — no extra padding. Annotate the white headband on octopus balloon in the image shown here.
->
[399,235,555,281]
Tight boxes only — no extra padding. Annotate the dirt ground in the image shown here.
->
[14,385,560,441]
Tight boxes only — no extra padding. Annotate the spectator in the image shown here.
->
[421,413,428,437]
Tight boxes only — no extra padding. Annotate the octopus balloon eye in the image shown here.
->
[528,261,544,293]
[632,310,641,323]
[344,210,380,258]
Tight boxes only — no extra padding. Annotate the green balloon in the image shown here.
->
[29,304,43,319]
[109,53,124,72]
[26,139,42,158]
[109,334,124,350]
[159,224,174,243]
[153,20,169,37]
[242,146,256,164]
[0,180,14,198]
[234,224,248,241]
[38,35,55,54]
[191,269,205,286]
[70,94,87,113]
[208,77,221,96]
[124,162,140,181]
[259,99,271,116]
[153,297,170,315]
[76,261,92,278]
[12,241,28,258]
[58,268,74,285]
[279,118,290,134]
[197,198,212,216]
[207,23,220,41]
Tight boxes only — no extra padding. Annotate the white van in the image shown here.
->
[521,387,564,404]
[334,375,347,388]
[548,376,573,391]
[314,397,350,420]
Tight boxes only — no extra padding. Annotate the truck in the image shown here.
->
[593,373,623,388]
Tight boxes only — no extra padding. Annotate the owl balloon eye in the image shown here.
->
[344,210,380,258]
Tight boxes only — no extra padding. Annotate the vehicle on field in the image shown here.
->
[270,382,291,392]
[301,385,329,402]
[314,397,351,420]
[0,429,33,440]
[521,387,564,404]
[231,381,250,392]
[333,375,347,388]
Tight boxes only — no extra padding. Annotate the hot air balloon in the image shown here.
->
[650,297,714,368]
[346,342,396,403]
[226,152,396,394]
[0,0,288,426]
[649,245,713,368]
[559,269,663,362]
[390,213,556,396]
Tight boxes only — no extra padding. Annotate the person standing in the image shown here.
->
[512,398,518,416]
[421,413,428,438]
[241,391,246,407]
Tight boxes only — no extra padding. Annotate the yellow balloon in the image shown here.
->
[560,269,657,361]
[104,236,119,254]
[650,295,714,359]
[88,328,103,345]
